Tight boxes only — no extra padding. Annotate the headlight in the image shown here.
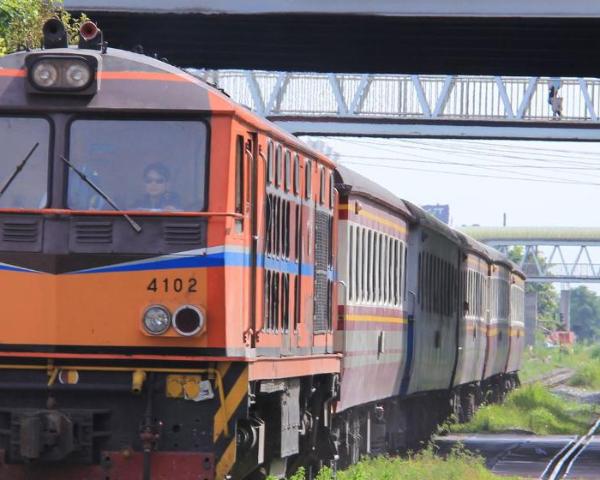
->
[142,305,171,335]
[25,54,98,94]
[31,61,59,88]
[65,63,91,88]
[173,305,205,336]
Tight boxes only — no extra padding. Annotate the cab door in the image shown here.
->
[247,133,259,348]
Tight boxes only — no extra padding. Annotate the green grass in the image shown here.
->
[451,383,597,435]
[518,343,590,383]
[589,344,600,360]
[568,359,600,389]
[273,447,519,480]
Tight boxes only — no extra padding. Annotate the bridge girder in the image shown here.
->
[61,9,600,77]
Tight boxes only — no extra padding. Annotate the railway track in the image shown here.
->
[437,426,600,478]
[523,368,575,389]
[540,418,600,479]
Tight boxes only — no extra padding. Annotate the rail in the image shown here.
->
[541,418,600,479]
[523,368,575,388]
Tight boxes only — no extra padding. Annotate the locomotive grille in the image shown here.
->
[313,210,332,332]
[2,220,39,243]
[75,221,113,244]
[164,223,204,245]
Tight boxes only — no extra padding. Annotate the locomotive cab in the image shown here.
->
[0,19,341,480]
[0,21,249,480]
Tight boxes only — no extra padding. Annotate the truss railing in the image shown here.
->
[193,70,600,122]
[493,244,600,283]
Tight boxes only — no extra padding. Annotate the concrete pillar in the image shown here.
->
[560,289,571,331]
[525,291,538,346]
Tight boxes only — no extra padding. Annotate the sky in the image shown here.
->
[302,137,600,229]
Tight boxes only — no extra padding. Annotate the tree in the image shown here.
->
[508,246,560,328]
[0,0,86,56]
[570,286,600,341]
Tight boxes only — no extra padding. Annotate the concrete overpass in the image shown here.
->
[460,227,600,283]
[64,1,600,76]
[63,1,600,16]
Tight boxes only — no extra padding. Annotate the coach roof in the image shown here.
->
[335,165,412,220]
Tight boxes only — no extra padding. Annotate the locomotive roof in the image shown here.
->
[0,46,335,168]
[335,165,412,219]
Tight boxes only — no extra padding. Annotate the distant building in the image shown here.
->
[422,204,450,224]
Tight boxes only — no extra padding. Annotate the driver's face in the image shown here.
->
[144,171,167,197]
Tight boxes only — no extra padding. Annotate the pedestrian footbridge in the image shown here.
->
[460,227,600,283]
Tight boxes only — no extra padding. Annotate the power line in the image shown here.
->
[339,137,600,165]
[338,147,600,184]
[341,160,600,187]
[336,138,600,182]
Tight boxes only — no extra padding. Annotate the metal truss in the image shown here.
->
[491,243,600,284]
[193,70,600,138]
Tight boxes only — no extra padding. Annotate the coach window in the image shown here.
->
[383,236,389,304]
[275,145,282,187]
[319,168,326,205]
[281,274,290,331]
[419,252,427,310]
[423,253,428,311]
[394,241,399,305]
[380,234,386,303]
[365,230,373,303]
[402,243,408,305]
[429,254,434,312]
[264,271,272,330]
[348,225,355,302]
[293,154,300,195]
[329,172,335,209]
[284,199,291,258]
[305,159,312,199]
[356,227,363,302]
[389,238,395,305]
[235,135,244,215]
[372,233,379,303]
[266,141,273,184]
[284,150,291,192]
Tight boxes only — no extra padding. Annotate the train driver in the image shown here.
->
[134,163,181,211]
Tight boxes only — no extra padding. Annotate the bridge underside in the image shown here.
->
[68,12,600,76]
[276,119,600,140]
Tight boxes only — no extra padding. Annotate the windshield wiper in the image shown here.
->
[60,155,142,233]
[0,142,40,200]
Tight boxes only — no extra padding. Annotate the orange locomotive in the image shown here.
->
[0,20,340,480]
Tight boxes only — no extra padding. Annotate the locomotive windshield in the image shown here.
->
[67,119,208,212]
[0,117,50,209]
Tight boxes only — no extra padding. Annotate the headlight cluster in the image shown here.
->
[26,55,98,94]
[142,305,205,337]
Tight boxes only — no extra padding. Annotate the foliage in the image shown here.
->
[270,447,518,480]
[451,383,597,435]
[569,286,600,341]
[569,359,600,390]
[590,344,600,360]
[507,246,560,329]
[518,341,588,383]
[0,0,87,55]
